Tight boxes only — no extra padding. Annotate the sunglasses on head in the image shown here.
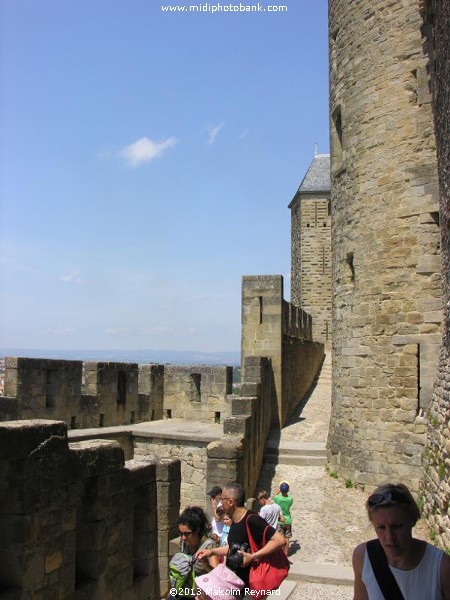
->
[367,491,409,507]
[178,530,194,538]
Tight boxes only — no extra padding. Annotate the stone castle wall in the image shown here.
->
[1,358,233,429]
[132,356,276,509]
[282,337,325,421]
[327,0,442,491]
[420,0,450,549]
[290,192,332,344]
[84,361,140,426]
[162,365,233,423]
[64,355,277,514]
[241,275,324,428]
[0,420,181,599]
[134,435,211,510]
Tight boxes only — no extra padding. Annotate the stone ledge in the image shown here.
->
[392,334,441,345]
[288,561,353,586]
[68,419,224,444]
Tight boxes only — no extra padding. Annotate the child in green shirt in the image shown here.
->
[274,480,293,556]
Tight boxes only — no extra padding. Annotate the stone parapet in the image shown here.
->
[282,338,325,421]
[0,419,181,599]
[241,275,324,427]
[0,358,234,430]
[163,365,233,423]
[134,435,207,510]
[206,356,273,499]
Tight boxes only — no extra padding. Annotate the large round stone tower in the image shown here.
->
[327,0,442,491]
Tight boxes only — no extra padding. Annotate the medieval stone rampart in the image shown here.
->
[66,347,320,512]
[162,365,233,422]
[420,0,450,549]
[241,275,324,428]
[133,429,216,510]
[0,419,180,599]
[206,355,274,498]
[327,0,442,491]
[1,358,233,429]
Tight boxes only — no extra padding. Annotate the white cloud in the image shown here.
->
[239,128,250,139]
[119,136,177,167]
[207,122,224,145]
[59,270,84,285]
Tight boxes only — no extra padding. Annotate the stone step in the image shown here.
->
[287,561,353,586]
[265,440,326,455]
[263,440,327,466]
[277,580,297,599]
[263,453,326,466]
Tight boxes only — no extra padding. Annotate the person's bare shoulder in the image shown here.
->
[352,542,368,577]
[352,543,369,600]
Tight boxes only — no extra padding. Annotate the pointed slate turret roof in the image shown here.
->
[289,154,331,207]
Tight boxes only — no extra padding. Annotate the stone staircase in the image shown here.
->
[263,439,327,466]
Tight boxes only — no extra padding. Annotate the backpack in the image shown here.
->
[169,552,196,594]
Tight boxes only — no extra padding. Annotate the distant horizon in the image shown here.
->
[0,347,241,366]
[0,346,239,353]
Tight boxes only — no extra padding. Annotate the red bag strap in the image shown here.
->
[245,513,270,553]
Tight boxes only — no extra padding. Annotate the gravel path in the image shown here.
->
[289,582,353,600]
[256,354,432,595]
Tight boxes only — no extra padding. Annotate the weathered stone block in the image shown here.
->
[207,437,244,460]
[126,460,156,486]
[231,397,253,416]
[155,457,181,482]
[223,416,249,435]
[69,440,125,478]
[0,420,68,460]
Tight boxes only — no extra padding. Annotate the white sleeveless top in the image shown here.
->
[362,542,444,600]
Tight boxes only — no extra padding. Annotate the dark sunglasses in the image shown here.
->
[367,491,409,507]
[178,530,194,538]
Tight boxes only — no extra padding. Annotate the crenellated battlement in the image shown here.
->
[282,299,312,340]
[0,419,180,599]
[1,357,233,430]
[241,275,324,428]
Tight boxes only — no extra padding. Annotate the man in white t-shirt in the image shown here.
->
[258,490,285,528]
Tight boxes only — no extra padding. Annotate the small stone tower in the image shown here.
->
[289,154,332,345]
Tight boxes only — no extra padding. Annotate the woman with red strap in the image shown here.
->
[196,481,285,592]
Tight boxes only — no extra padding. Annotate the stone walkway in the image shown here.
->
[257,353,431,598]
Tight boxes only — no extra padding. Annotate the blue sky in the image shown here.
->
[0,0,329,352]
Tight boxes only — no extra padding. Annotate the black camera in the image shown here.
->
[226,542,251,571]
